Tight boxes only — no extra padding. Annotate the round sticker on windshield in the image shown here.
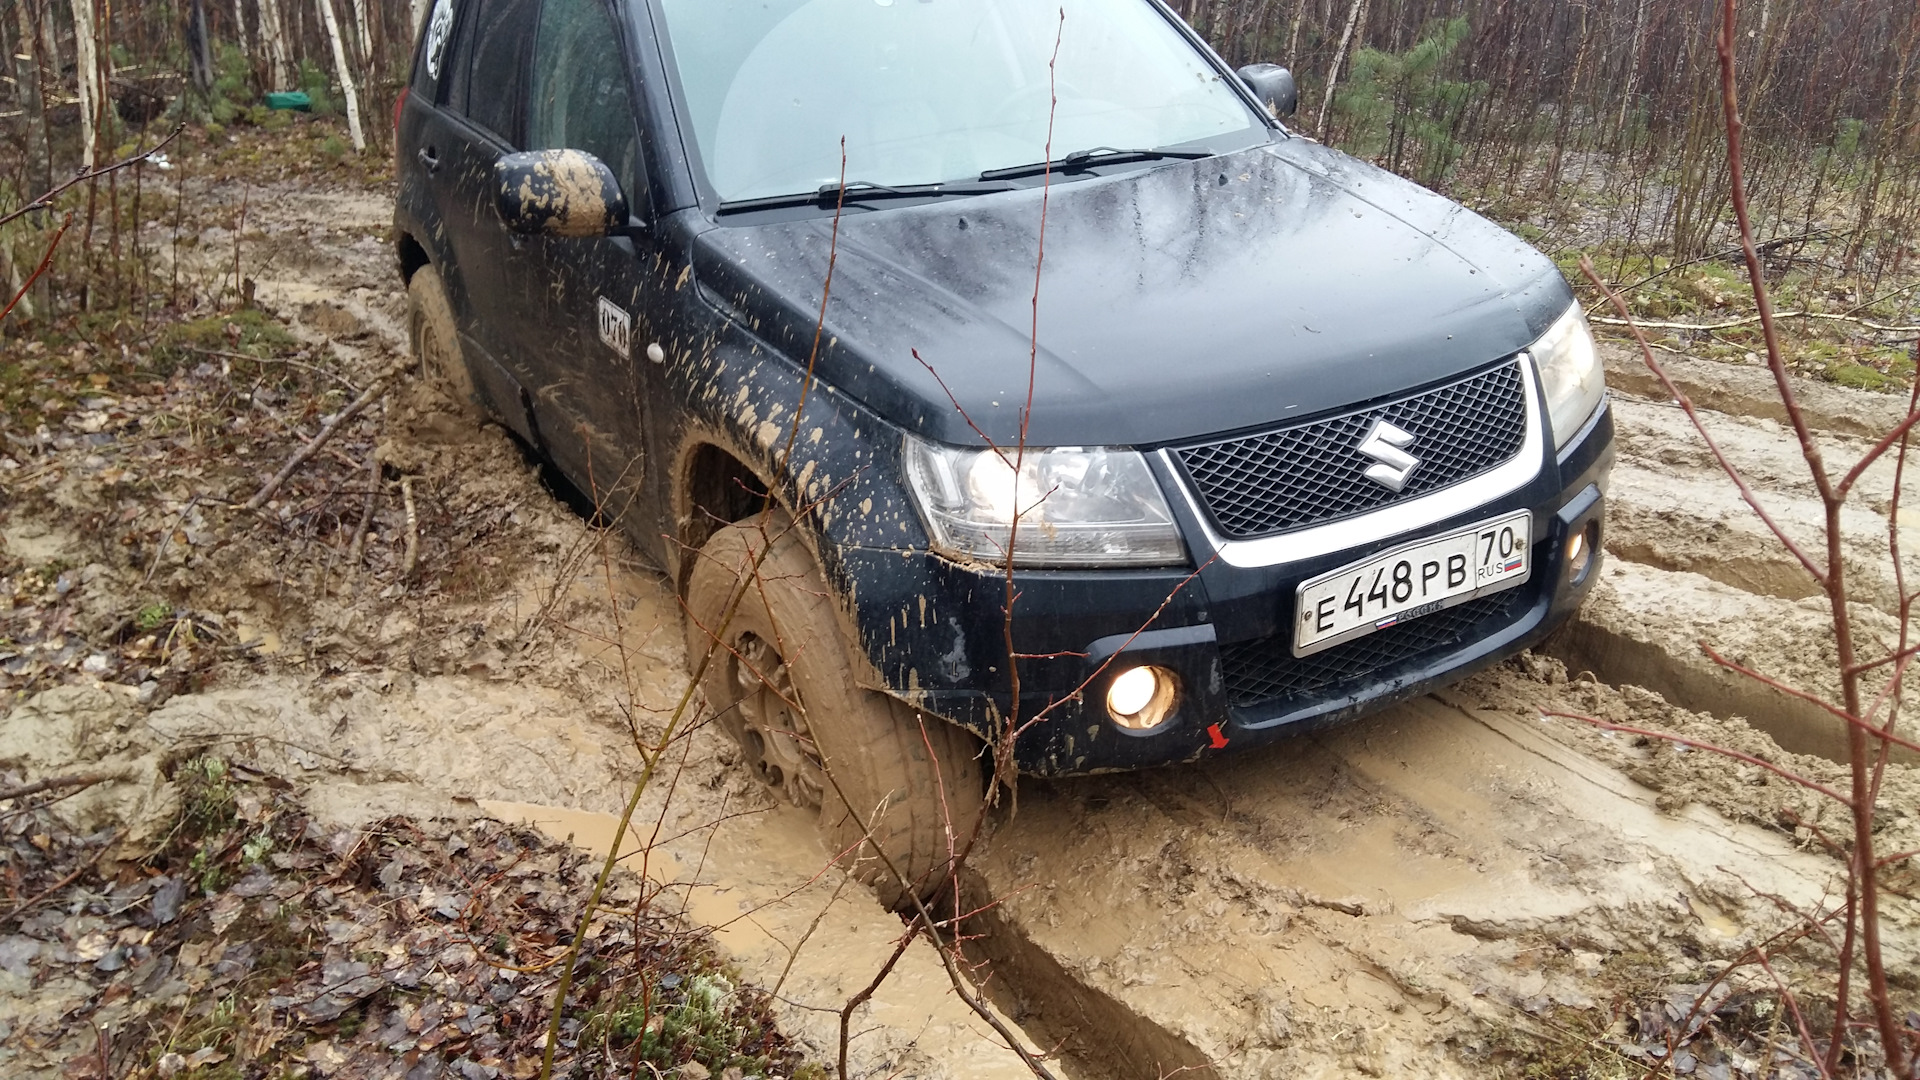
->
[424,0,455,80]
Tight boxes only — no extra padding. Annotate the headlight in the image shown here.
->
[903,438,1187,568]
[1531,302,1607,450]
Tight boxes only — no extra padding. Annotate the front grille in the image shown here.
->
[1220,590,1522,709]
[1176,360,1528,539]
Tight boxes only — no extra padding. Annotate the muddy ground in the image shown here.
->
[3,147,1917,1079]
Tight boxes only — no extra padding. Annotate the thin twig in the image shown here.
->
[1,828,127,927]
[398,477,419,577]
[0,125,183,228]
[1542,711,1852,804]
[346,449,381,574]
[839,928,919,1080]
[0,210,74,324]
[0,769,130,802]
[140,495,201,590]
[1836,405,1920,500]
[1580,230,1831,312]
[1590,309,1920,334]
[1699,644,1920,756]
[1581,257,1828,583]
[244,371,396,510]
[182,346,361,391]
[537,501,817,1080]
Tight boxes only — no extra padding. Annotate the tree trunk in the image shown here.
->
[351,0,372,67]
[410,0,429,40]
[68,0,103,168]
[7,0,51,321]
[1316,0,1366,139]
[187,0,214,94]
[316,0,365,151]
[12,0,51,197]
[258,0,294,91]
[1207,0,1232,51]
[230,0,252,62]
[1615,0,1650,145]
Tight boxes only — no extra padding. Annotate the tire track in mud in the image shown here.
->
[113,183,1919,1077]
[1557,347,1920,764]
[967,691,1911,1078]
[108,179,1061,1078]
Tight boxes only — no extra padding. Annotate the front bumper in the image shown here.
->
[844,398,1615,777]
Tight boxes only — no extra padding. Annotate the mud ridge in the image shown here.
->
[959,868,1212,1080]
[1600,343,1912,439]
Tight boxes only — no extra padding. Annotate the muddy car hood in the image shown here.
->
[688,138,1570,449]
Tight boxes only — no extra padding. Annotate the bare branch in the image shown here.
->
[0,210,73,325]
[245,370,399,511]
[1579,257,1827,583]
[1699,644,1920,756]
[0,125,184,228]
[1542,710,1852,805]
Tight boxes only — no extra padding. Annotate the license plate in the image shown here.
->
[1293,511,1532,657]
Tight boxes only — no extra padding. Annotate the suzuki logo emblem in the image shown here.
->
[1357,419,1421,492]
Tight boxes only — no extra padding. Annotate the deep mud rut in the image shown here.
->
[4,172,1917,1079]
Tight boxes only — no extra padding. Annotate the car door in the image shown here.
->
[418,0,544,442]
[520,0,662,524]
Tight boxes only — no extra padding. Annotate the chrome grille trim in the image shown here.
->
[1161,356,1544,570]
[1178,358,1528,537]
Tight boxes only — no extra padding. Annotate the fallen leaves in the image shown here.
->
[0,766,805,1078]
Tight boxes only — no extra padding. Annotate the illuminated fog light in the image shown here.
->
[1106,665,1179,731]
[1566,521,1599,584]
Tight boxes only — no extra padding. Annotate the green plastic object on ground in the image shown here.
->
[263,91,312,112]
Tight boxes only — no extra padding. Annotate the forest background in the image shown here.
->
[4,0,1920,387]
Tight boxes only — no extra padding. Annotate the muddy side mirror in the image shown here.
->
[1237,64,1298,120]
[493,149,628,238]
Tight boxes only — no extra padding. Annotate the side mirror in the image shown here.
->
[1237,64,1298,120]
[494,149,628,238]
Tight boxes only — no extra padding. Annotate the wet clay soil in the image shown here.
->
[3,169,1917,1078]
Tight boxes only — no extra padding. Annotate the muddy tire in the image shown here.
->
[686,514,987,911]
[407,265,481,418]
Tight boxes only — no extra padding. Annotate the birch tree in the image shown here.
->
[352,0,373,68]
[317,0,366,151]
[259,0,295,91]
[1316,0,1367,139]
[230,0,254,63]
[68,0,103,168]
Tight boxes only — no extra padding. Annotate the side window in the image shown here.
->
[528,0,643,210]
[413,0,459,98]
[443,0,534,138]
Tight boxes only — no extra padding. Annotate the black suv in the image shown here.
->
[395,0,1612,900]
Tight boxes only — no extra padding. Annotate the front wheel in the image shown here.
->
[685,513,986,910]
[407,264,482,420]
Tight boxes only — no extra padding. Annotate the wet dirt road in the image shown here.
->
[6,176,1917,1078]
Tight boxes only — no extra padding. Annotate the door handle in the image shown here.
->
[416,146,440,173]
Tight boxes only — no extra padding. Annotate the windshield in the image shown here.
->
[654,0,1265,204]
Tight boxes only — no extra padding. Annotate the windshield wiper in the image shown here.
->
[717,179,1015,215]
[978,145,1214,182]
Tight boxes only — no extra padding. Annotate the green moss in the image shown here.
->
[1829,362,1894,391]
[151,308,299,373]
